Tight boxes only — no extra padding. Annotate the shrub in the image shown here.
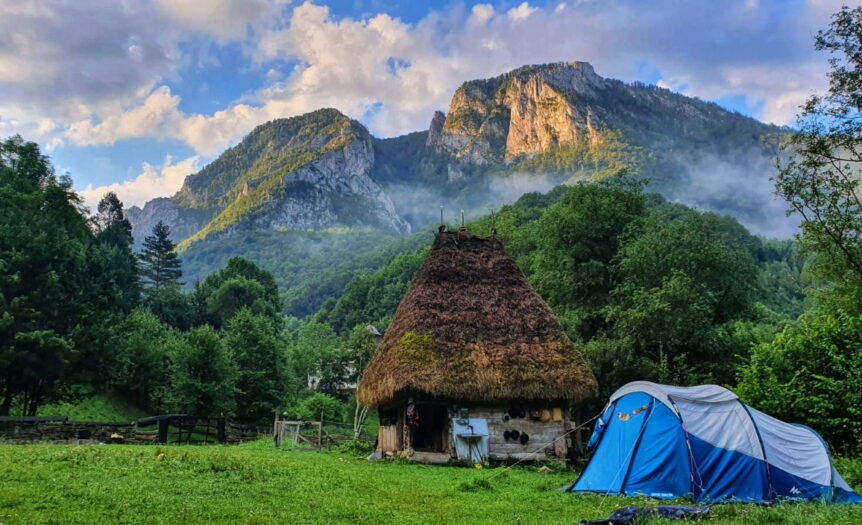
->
[738,312,862,454]
[291,393,344,422]
[335,439,374,457]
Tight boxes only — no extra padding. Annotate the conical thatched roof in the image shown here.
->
[357,229,597,407]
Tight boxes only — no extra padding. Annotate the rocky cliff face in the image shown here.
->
[126,199,215,248]
[428,62,606,163]
[425,61,763,166]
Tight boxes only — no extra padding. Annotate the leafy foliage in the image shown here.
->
[107,309,175,412]
[775,6,862,313]
[315,251,425,335]
[166,325,238,418]
[193,256,282,328]
[523,179,648,340]
[738,312,862,454]
[287,320,342,396]
[290,392,345,423]
[0,136,94,415]
[223,308,290,425]
[181,227,430,318]
[142,285,195,330]
[39,393,145,422]
[324,181,788,405]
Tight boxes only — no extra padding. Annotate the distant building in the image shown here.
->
[357,228,597,463]
[307,364,358,393]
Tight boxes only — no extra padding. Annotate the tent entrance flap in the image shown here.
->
[572,392,654,495]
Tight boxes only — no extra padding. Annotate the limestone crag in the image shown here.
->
[126,198,215,248]
[430,62,607,163]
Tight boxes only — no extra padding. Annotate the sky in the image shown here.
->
[0,0,847,209]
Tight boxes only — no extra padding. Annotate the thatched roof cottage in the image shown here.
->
[358,228,597,463]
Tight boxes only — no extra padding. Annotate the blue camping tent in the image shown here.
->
[569,381,861,503]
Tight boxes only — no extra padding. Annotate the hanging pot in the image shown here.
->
[519,432,529,445]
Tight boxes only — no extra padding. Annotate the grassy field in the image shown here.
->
[38,394,146,423]
[1,441,861,525]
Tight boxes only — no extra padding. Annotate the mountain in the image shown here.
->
[127,61,791,316]
[129,108,409,248]
[371,62,786,230]
[431,61,768,162]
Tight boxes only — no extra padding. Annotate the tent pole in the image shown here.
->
[739,401,775,502]
[668,397,700,500]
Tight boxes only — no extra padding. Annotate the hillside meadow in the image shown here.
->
[1,441,860,525]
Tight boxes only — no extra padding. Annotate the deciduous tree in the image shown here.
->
[775,6,862,312]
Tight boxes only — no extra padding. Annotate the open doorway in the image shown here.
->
[411,403,448,452]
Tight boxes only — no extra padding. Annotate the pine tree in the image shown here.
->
[94,191,133,248]
[91,192,140,311]
[139,221,183,289]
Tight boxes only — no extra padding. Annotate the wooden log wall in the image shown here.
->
[465,405,570,461]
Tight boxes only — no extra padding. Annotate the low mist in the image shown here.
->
[665,149,799,239]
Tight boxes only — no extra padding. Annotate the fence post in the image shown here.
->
[157,419,168,444]
[217,418,226,444]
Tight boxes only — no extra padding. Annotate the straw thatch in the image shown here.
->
[357,229,597,407]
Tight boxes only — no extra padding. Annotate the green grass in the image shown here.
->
[38,394,146,422]
[0,441,860,524]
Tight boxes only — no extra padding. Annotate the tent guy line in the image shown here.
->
[482,411,602,483]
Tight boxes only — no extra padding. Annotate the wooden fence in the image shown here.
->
[273,420,328,448]
[0,415,264,445]
[272,415,376,449]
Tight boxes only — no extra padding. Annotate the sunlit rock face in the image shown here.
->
[429,62,607,163]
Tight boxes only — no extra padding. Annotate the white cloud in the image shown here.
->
[0,0,283,149]
[79,154,201,209]
[507,2,538,20]
[470,4,495,24]
[65,85,270,156]
[178,103,268,156]
[154,0,276,41]
[67,86,184,146]
[241,0,834,138]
